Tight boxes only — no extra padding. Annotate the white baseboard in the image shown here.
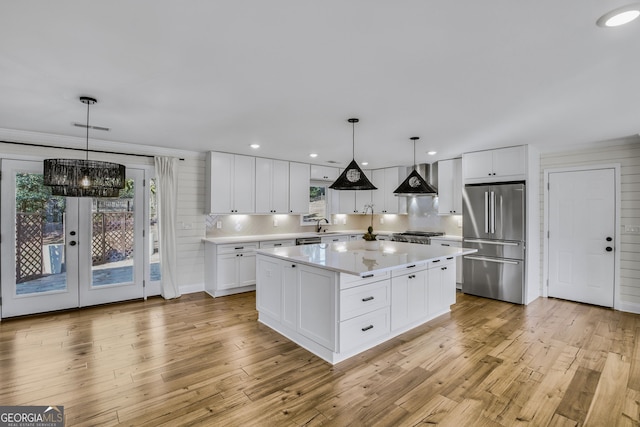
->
[617,301,640,315]
[180,282,205,295]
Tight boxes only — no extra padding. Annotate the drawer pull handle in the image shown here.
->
[274,243,282,246]
[407,264,416,269]
[432,259,441,263]
[442,243,450,246]
[446,257,454,260]
[408,274,415,279]
[362,296,374,302]
[361,325,374,332]
[441,267,447,270]
[235,247,244,250]
[362,274,374,278]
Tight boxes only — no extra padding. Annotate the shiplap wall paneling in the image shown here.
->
[540,137,640,312]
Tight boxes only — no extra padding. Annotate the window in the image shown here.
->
[301,181,331,225]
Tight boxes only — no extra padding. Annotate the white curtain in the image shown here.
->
[154,156,181,299]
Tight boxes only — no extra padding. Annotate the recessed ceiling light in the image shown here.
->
[250,144,260,149]
[427,151,437,156]
[597,4,640,27]
[309,153,318,158]
[361,161,369,166]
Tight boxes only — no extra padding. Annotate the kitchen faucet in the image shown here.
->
[316,218,329,233]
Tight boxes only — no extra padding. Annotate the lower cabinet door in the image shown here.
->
[216,253,239,290]
[340,307,390,352]
[256,257,282,320]
[282,263,299,330]
[238,253,256,286]
[298,265,337,350]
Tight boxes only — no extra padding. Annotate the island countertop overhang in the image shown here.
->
[256,241,477,277]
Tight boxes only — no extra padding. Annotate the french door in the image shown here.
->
[1,159,146,318]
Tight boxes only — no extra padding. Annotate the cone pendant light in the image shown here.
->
[393,137,437,196]
[329,118,377,190]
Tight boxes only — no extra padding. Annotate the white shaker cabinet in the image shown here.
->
[390,265,428,331]
[289,162,310,214]
[437,158,462,215]
[310,165,339,181]
[255,157,290,214]
[429,238,463,285]
[205,152,255,214]
[463,145,526,184]
[334,169,372,214]
[372,167,407,214]
[427,257,456,316]
[205,242,258,297]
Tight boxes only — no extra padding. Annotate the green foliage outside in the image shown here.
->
[15,173,135,216]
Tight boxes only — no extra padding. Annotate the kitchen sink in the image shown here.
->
[316,231,341,235]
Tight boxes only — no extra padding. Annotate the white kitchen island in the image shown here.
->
[256,240,477,364]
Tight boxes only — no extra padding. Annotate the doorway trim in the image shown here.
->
[543,163,621,309]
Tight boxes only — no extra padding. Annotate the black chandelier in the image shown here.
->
[329,118,377,191]
[43,97,126,198]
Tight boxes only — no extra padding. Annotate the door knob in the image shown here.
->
[606,237,612,242]
[69,241,77,246]
[606,247,613,252]
[69,231,76,236]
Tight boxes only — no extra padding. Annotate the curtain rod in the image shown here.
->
[0,139,185,161]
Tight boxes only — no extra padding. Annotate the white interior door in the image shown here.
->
[1,159,146,318]
[548,168,615,307]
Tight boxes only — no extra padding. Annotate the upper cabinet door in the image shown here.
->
[462,150,494,181]
[231,154,256,213]
[206,152,255,214]
[310,165,339,181]
[371,169,385,212]
[463,146,526,184]
[289,162,310,214]
[255,157,273,213]
[492,146,526,178]
[206,152,234,213]
[438,158,462,215]
[256,158,290,214]
[383,167,406,214]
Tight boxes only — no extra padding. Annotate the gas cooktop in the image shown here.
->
[391,231,445,244]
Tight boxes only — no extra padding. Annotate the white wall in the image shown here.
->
[174,154,206,294]
[539,136,640,311]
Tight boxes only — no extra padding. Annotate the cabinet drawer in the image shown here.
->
[340,307,390,352]
[390,262,427,278]
[428,257,455,269]
[340,280,390,321]
[259,239,295,249]
[340,270,390,289]
[217,242,258,254]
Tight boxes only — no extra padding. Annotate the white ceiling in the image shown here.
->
[1,1,639,168]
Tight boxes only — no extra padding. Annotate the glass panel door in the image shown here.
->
[1,160,79,317]
[1,160,147,318]
[79,168,145,306]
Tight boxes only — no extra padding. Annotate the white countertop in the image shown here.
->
[256,240,476,276]
[202,230,395,245]
[202,231,463,245]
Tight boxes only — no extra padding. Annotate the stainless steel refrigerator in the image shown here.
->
[462,182,525,304]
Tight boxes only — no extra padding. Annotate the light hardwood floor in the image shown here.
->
[1,291,640,426]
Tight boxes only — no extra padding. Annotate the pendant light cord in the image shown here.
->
[85,100,90,160]
[352,120,355,159]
